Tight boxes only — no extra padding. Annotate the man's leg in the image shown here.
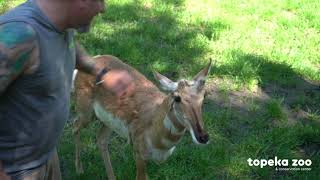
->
[44,149,61,180]
[10,149,62,180]
[10,165,46,180]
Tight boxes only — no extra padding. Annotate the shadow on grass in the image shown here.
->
[78,0,228,79]
[202,50,320,178]
[213,50,320,113]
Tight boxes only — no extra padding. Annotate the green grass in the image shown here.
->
[0,0,24,14]
[5,0,320,179]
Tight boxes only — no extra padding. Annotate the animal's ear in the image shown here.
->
[153,71,178,92]
[193,59,212,83]
[192,59,212,91]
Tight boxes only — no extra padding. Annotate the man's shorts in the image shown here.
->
[10,150,61,180]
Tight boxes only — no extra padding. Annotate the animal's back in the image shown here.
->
[74,55,166,134]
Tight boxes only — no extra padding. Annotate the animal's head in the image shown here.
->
[154,60,211,144]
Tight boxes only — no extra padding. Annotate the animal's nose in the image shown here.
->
[198,133,209,144]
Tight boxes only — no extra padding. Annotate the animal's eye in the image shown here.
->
[174,96,181,102]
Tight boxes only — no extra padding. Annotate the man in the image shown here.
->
[0,0,133,179]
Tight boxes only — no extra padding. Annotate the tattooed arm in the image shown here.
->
[0,22,39,95]
[75,43,134,97]
[75,42,101,75]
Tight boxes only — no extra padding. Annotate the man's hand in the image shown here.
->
[74,43,134,97]
[0,162,11,180]
[100,70,134,97]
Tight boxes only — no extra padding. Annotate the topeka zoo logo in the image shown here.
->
[247,157,312,171]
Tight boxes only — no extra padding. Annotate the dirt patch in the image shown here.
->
[204,78,320,125]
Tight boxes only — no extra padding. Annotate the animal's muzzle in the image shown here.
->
[197,132,209,144]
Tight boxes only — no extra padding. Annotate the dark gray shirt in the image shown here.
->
[0,0,75,173]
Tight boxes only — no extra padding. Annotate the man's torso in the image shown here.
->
[0,0,76,173]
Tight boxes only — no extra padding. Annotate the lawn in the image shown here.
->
[2,0,320,179]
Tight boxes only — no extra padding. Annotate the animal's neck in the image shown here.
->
[148,96,186,150]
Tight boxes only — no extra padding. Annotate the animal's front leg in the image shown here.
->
[134,153,148,180]
[97,125,116,180]
[73,114,92,174]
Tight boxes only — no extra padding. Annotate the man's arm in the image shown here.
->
[75,42,134,97]
[75,42,101,75]
[0,22,39,95]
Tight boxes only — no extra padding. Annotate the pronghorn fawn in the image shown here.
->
[73,55,211,180]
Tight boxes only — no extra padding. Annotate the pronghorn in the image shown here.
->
[73,55,211,180]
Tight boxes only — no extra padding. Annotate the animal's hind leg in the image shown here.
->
[97,125,116,180]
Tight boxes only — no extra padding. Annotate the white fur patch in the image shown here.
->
[186,80,195,86]
[93,101,129,140]
[189,128,201,144]
[71,69,78,92]
[146,137,176,163]
[160,80,178,92]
